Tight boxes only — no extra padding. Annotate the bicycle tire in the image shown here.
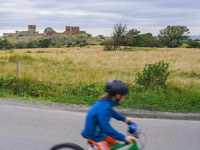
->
[50,142,84,150]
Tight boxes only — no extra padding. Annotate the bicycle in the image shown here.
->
[50,122,146,150]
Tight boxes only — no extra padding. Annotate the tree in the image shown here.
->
[125,29,140,46]
[125,30,158,47]
[98,35,105,39]
[0,39,13,49]
[157,25,190,48]
[44,27,55,33]
[112,24,127,50]
[134,33,153,47]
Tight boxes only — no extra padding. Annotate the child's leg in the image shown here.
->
[104,136,120,147]
[88,136,120,150]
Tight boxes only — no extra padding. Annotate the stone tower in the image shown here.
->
[65,26,80,34]
[28,25,36,34]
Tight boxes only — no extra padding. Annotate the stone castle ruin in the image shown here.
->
[45,26,87,35]
[3,25,39,36]
[3,25,88,36]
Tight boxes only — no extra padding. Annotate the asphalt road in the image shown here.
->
[0,101,200,150]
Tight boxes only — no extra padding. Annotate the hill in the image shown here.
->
[0,34,106,49]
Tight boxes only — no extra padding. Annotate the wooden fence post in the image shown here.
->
[16,58,19,77]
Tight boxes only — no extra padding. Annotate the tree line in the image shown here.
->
[1,24,200,50]
[104,24,200,50]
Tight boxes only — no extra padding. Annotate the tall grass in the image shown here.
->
[0,46,199,113]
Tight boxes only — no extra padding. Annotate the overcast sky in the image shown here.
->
[0,0,200,37]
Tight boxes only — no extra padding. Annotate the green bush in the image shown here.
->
[79,41,89,47]
[187,40,200,48]
[15,42,26,49]
[143,37,162,47]
[103,39,114,51]
[136,61,170,90]
[38,39,51,48]
[0,39,14,49]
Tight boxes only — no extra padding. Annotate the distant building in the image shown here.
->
[64,26,87,34]
[64,26,79,34]
[3,25,39,36]
[28,25,36,34]
[3,25,88,36]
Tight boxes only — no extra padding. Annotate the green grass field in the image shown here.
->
[0,46,199,113]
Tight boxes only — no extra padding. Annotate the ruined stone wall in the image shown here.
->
[28,25,36,34]
[79,31,87,34]
[72,26,80,34]
[3,25,39,36]
[3,33,15,36]
[64,26,80,34]
[46,31,57,36]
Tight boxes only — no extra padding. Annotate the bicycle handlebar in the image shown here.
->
[126,121,147,150]
[127,121,139,139]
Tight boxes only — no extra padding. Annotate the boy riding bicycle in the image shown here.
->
[82,79,137,150]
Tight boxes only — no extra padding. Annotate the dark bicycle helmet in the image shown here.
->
[106,79,128,96]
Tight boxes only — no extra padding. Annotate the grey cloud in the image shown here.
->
[0,0,200,36]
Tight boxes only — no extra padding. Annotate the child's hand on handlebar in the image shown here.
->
[125,135,137,143]
[124,117,134,124]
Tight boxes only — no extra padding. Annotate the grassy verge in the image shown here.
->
[0,75,199,113]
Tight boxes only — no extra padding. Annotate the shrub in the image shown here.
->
[98,35,105,39]
[0,39,14,49]
[103,39,114,51]
[79,41,89,47]
[143,38,162,47]
[187,40,200,48]
[136,61,170,90]
[15,42,26,49]
[38,39,51,48]
[27,41,37,48]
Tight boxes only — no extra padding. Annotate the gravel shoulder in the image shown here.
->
[1,98,200,121]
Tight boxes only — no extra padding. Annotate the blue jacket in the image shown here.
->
[82,98,126,142]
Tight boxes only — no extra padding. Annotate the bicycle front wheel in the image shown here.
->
[50,142,84,150]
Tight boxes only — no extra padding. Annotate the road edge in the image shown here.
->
[0,98,200,121]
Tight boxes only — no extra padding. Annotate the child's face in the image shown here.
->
[118,95,125,103]
[115,94,125,103]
